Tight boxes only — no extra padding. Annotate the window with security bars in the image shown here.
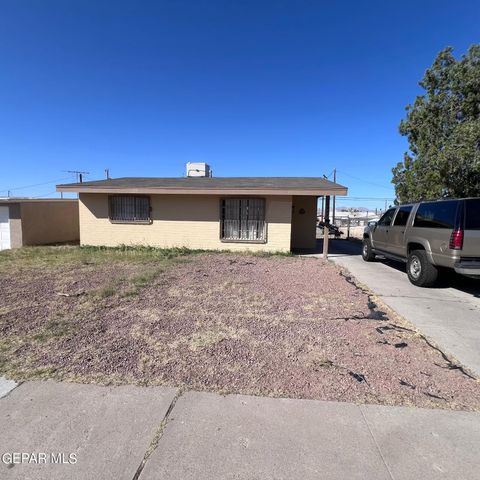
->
[109,196,150,223]
[221,198,266,241]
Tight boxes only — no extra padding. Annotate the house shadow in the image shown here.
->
[294,237,363,256]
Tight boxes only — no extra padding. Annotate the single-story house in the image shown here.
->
[56,176,347,252]
[0,198,79,251]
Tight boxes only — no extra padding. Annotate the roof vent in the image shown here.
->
[186,162,212,177]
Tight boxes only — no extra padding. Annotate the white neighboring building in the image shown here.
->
[318,208,380,226]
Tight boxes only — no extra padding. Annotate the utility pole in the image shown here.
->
[105,169,110,179]
[332,168,336,226]
[323,195,331,259]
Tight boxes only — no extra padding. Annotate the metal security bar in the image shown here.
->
[221,198,266,241]
[110,196,150,222]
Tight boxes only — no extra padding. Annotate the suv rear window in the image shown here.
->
[393,206,413,226]
[414,201,459,229]
[465,199,480,230]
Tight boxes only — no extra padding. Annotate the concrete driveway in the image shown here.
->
[1,380,479,480]
[324,239,480,376]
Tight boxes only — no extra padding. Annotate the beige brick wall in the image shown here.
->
[79,193,293,252]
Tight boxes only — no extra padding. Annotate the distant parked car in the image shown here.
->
[318,221,344,238]
[364,219,379,233]
[362,198,480,287]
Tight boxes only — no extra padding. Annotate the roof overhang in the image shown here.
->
[56,186,347,196]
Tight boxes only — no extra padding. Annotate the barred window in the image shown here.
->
[221,198,266,242]
[109,196,150,223]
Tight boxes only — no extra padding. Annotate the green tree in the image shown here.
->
[392,45,480,203]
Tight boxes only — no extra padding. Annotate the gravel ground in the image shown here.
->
[1,251,479,410]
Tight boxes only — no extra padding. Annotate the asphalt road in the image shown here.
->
[325,239,480,376]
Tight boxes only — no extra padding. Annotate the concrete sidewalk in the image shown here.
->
[1,381,479,479]
[0,381,177,480]
[321,239,480,376]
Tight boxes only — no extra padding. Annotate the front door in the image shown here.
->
[290,196,318,250]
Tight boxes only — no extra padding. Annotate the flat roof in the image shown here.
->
[0,198,78,205]
[56,177,348,196]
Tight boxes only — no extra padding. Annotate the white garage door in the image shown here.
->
[0,206,11,250]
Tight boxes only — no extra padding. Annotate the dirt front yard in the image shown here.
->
[1,246,479,410]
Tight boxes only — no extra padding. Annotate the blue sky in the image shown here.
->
[0,1,478,208]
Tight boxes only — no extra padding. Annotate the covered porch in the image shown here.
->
[290,194,335,256]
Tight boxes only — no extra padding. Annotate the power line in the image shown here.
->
[337,196,394,200]
[336,170,393,190]
[32,191,59,198]
[0,175,75,195]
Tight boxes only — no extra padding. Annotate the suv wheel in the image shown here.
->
[407,250,438,287]
[362,238,376,262]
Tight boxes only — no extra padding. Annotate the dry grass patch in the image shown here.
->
[0,246,479,410]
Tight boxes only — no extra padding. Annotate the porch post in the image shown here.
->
[323,195,330,258]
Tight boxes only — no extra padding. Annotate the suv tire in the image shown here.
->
[362,238,376,262]
[407,250,438,287]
